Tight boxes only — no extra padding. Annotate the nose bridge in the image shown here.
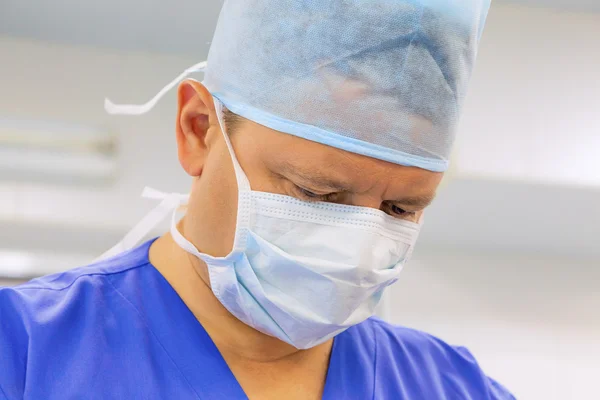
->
[347,190,385,211]
[342,170,391,210]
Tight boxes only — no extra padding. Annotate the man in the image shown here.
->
[0,0,515,399]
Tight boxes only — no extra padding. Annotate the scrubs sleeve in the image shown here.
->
[0,287,29,400]
[453,346,516,400]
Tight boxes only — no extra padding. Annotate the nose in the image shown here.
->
[343,193,384,211]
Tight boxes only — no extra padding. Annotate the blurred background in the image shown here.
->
[0,1,598,398]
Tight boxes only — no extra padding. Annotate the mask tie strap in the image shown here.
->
[95,187,189,262]
[97,61,205,261]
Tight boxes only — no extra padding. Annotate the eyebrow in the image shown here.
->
[390,194,436,208]
[278,160,353,191]
[277,160,436,208]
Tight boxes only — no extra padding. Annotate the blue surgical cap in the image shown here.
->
[203,0,491,172]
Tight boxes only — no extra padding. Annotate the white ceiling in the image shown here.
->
[0,0,223,56]
[1,0,598,56]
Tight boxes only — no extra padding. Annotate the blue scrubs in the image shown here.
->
[0,240,514,399]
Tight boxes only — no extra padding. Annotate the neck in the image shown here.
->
[148,233,333,364]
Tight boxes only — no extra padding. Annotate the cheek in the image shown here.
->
[183,146,239,257]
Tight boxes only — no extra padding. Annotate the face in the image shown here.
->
[176,81,443,266]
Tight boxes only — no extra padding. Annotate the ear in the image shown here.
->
[176,80,218,177]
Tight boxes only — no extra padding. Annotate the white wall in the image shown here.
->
[388,251,600,400]
[0,36,198,232]
[457,4,600,187]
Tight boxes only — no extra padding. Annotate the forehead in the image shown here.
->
[232,118,443,195]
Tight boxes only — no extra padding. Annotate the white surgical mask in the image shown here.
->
[102,84,423,349]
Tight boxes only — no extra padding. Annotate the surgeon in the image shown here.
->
[0,0,515,399]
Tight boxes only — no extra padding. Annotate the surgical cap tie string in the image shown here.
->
[104,61,207,116]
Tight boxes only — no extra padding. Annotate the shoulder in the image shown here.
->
[0,241,154,397]
[0,241,151,322]
[367,317,471,360]
[2,239,153,301]
[357,318,516,400]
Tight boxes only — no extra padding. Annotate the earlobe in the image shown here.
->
[176,81,215,177]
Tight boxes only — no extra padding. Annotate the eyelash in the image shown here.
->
[389,204,409,216]
[294,186,416,219]
[295,187,336,202]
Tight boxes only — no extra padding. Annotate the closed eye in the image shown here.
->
[293,185,337,202]
[382,202,418,220]
[390,204,408,215]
